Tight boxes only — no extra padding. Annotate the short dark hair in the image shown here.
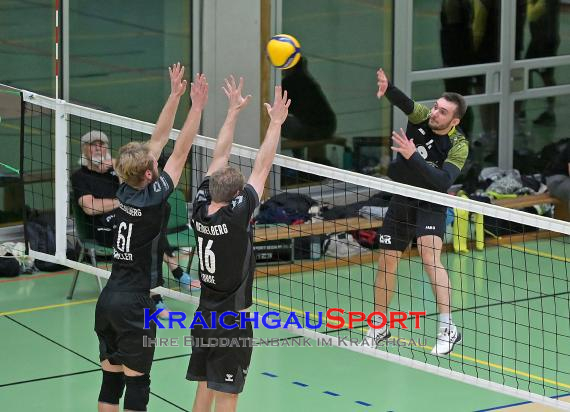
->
[441,92,467,119]
[210,166,245,203]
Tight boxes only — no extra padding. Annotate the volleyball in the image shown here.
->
[266,34,301,70]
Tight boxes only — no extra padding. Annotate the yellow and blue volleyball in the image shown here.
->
[266,34,301,70]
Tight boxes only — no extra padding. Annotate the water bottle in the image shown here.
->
[310,235,321,260]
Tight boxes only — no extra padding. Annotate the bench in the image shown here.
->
[253,216,383,243]
[452,192,567,253]
[253,216,383,277]
[492,192,569,220]
[253,192,569,277]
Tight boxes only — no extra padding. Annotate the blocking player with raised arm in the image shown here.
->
[186,79,289,412]
[364,68,469,356]
[94,66,208,412]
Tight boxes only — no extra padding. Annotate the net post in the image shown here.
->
[54,100,69,262]
[54,0,60,100]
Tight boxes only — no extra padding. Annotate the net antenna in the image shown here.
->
[54,0,69,101]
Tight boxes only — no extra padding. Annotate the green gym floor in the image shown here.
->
[2,237,570,411]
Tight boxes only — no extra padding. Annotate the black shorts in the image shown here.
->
[378,195,447,252]
[187,310,253,394]
[95,289,156,374]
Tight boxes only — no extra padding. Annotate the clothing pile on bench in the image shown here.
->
[253,192,391,262]
[452,167,555,252]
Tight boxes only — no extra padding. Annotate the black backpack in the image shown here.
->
[25,218,65,272]
[25,210,78,272]
[0,255,20,277]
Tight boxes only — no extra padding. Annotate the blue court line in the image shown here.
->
[476,392,570,411]
[355,400,372,406]
[261,372,372,407]
[475,400,532,411]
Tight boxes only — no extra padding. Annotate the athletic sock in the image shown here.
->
[366,314,388,338]
[438,313,453,329]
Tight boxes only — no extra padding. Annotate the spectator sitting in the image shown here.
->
[70,131,199,317]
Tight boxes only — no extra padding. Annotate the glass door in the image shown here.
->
[395,0,570,175]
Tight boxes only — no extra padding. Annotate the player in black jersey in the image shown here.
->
[186,77,290,412]
[71,130,200,320]
[363,68,469,356]
[94,64,208,412]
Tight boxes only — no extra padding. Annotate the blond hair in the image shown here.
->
[210,166,245,203]
[115,142,153,188]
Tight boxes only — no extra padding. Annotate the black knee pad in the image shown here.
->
[98,370,125,405]
[124,374,151,411]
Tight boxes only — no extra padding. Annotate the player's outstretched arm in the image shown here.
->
[164,73,208,187]
[377,68,413,114]
[376,68,389,99]
[148,63,187,159]
[206,75,252,177]
[377,68,429,124]
[247,86,290,199]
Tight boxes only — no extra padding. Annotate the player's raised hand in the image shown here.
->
[223,75,252,113]
[264,85,290,125]
[391,128,416,160]
[190,73,209,111]
[376,68,389,99]
[169,62,187,98]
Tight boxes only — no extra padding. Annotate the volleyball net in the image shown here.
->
[18,89,570,410]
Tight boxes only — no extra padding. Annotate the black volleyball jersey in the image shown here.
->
[107,171,174,292]
[191,177,259,312]
[387,102,468,191]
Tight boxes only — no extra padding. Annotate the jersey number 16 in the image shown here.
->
[197,237,216,274]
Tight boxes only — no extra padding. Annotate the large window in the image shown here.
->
[0,0,192,227]
[1,0,54,225]
[410,0,570,177]
[514,0,570,176]
[281,0,394,176]
[0,0,55,97]
[411,0,503,170]
[413,0,503,72]
[69,0,192,127]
